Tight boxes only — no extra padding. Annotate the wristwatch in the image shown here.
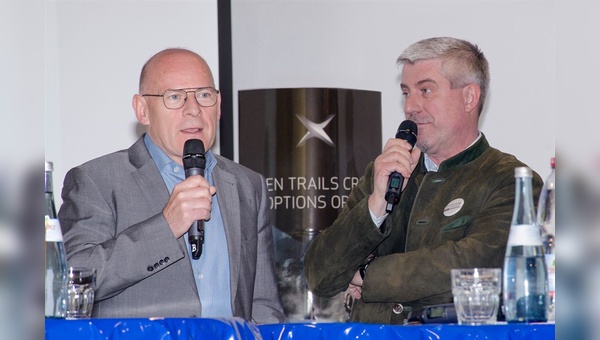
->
[359,256,376,280]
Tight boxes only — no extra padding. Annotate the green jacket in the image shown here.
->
[304,135,543,324]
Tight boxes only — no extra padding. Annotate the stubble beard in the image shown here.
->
[416,140,429,154]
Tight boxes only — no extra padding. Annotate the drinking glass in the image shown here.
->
[451,268,501,325]
[66,267,96,319]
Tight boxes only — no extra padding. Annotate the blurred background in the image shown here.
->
[1,0,598,339]
[1,0,44,339]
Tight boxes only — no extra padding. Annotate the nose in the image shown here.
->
[182,92,201,117]
[403,93,421,117]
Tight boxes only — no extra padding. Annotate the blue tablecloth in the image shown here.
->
[44,318,262,340]
[45,318,555,339]
[259,322,555,339]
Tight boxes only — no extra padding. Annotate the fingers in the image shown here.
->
[163,175,216,238]
[348,284,362,300]
[174,176,215,215]
[369,139,420,215]
[379,138,416,176]
[383,137,414,152]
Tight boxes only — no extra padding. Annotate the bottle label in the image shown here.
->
[506,224,543,246]
[45,216,64,242]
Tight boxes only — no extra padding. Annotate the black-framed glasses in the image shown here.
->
[142,87,219,109]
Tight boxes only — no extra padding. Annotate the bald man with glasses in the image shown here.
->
[58,48,284,323]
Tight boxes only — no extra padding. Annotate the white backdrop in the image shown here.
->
[45,0,559,207]
[37,0,600,336]
[231,0,555,179]
[45,0,220,208]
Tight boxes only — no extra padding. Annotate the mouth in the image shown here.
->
[181,128,202,134]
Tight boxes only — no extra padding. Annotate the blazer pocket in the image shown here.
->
[440,216,473,241]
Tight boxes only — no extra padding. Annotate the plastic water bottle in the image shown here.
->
[502,166,548,323]
[537,157,555,321]
[45,161,68,318]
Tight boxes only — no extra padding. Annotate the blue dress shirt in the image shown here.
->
[144,134,233,318]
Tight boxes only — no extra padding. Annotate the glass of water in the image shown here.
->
[66,267,96,319]
[451,268,501,325]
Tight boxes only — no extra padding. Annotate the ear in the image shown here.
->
[132,94,150,125]
[216,91,222,120]
[463,84,481,113]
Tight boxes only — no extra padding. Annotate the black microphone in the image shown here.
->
[183,139,206,260]
[384,120,418,213]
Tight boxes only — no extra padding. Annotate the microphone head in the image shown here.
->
[395,120,418,147]
[183,139,206,170]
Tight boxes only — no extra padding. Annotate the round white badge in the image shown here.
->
[443,198,464,217]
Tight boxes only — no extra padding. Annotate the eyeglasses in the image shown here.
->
[142,87,219,110]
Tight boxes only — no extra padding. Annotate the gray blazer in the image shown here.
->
[59,135,284,324]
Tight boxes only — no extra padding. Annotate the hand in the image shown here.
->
[348,253,376,300]
[163,175,217,238]
[348,270,364,300]
[368,138,421,217]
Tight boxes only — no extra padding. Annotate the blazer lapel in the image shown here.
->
[212,164,242,305]
[127,136,199,297]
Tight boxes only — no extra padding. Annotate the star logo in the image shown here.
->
[45,216,54,231]
[296,114,335,147]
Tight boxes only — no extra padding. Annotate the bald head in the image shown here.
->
[138,48,215,94]
[132,47,221,160]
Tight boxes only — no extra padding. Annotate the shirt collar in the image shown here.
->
[424,131,481,172]
[144,134,217,176]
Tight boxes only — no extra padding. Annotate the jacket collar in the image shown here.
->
[435,133,490,172]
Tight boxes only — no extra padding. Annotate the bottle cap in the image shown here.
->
[45,161,54,172]
[514,166,532,178]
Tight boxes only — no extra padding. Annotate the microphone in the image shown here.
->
[183,139,206,260]
[384,120,418,213]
